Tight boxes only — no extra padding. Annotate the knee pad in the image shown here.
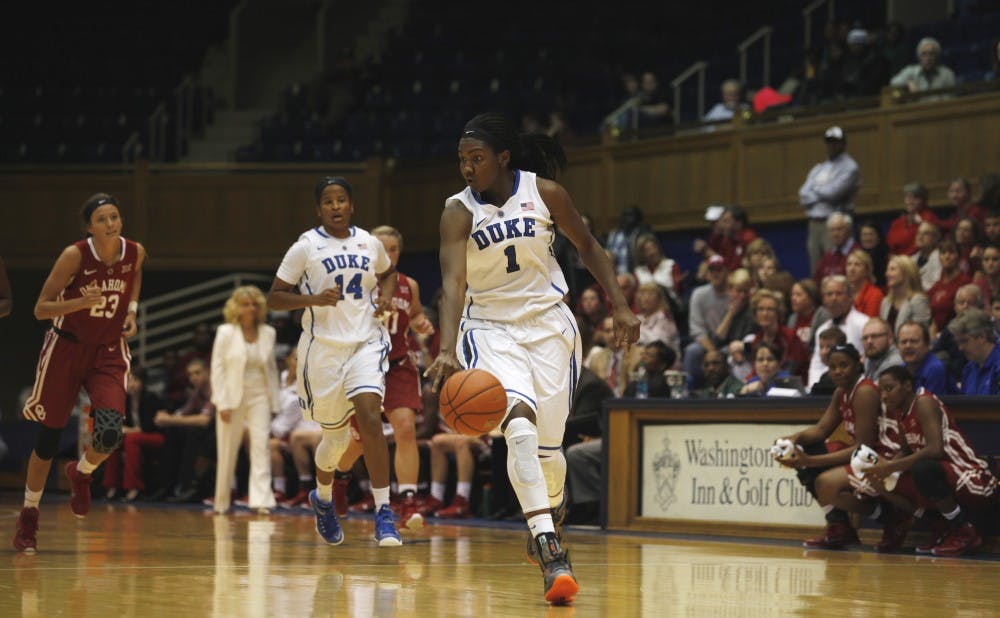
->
[34,425,64,460]
[912,459,950,501]
[91,408,124,454]
[505,417,541,486]
[315,428,351,473]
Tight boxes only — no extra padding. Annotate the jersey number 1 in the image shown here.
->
[503,246,520,273]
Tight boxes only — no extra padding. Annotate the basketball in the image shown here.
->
[440,368,507,436]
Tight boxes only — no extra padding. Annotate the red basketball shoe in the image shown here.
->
[398,492,424,530]
[931,522,982,557]
[435,495,472,519]
[65,461,93,518]
[419,495,443,516]
[802,521,859,549]
[875,511,913,553]
[13,507,39,553]
[916,516,951,554]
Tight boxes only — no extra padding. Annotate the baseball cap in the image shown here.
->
[707,254,726,269]
[824,126,845,141]
[846,29,868,45]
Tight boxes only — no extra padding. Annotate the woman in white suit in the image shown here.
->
[211,285,280,514]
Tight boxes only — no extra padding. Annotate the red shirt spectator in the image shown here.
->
[853,280,885,317]
[886,183,940,256]
[938,177,987,232]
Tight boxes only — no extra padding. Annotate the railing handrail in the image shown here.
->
[738,26,774,87]
[670,61,709,124]
[122,131,141,163]
[802,0,836,51]
[602,95,643,133]
[142,272,270,308]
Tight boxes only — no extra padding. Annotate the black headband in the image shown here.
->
[314,176,352,203]
[830,343,861,363]
[461,127,502,151]
[82,195,119,223]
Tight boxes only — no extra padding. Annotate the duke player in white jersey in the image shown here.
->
[425,113,640,605]
[267,177,402,547]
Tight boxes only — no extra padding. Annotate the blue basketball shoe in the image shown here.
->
[374,504,402,547]
[309,490,344,545]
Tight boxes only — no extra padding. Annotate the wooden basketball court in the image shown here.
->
[2,494,998,617]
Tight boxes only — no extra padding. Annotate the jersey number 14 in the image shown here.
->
[334,273,363,299]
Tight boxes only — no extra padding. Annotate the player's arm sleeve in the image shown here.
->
[275,239,308,287]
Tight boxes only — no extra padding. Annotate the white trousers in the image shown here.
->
[214,390,275,511]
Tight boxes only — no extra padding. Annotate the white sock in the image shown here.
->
[943,505,962,520]
[316,480,333,502]
[274,476,286,494]
[299,474,313,483]
[821,504,835,515]
[77,458,97,475]
[399,483,417,496]
[24,487,43,509]
[527,513,555,537]
[456,481,472,499]
[431,482,446,501]
[869,504,882,521]
[372,486,390,509]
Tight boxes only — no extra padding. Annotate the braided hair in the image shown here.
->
[462,112,567,180]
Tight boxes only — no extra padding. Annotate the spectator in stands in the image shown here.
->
[809,327,848,395]
[702,79,746,122]
[973,243,1000,303]
[151,358,216,502]
[101,366,165,502]
[887,182,941,256]
[546,110,576,145]
[950,308,1000,395]
[742,237,777,289]
[846,249,884,317]
[933,283,985,386]
[813,212,857,284]
[881,255,931,333]
[808,276,869,388]
[268,348,319,506]
[585,316,624,395]
[890,37,957,97]
[564,319,615,448]
[914,221,943,290]
[866,366,998,557]
[692,350,744,398]
[683,255,731,388]
[799,126,861,273]
[166,322,214,408]
[575,287,607,332]
[840,28,889,98]
[788,278,822,347]
[603,205,651,274]
[633,282,680,360]
[739,341,799,396]
[636,71,671,128]
[694,204,757,275]
[980,175,1000,215]
[617,272,638,311]
[779,343,881,550]
[927,238,972,336]
[940,177,986,231]
[633,233,683,303]
[861,317,902,379]
[993,297,1000,340]
[879,21,910,76]
[743,289,809,383]
[714,268,756,353]
[858,219,889,287]
[954,216,985,275]
[898,321,954,394]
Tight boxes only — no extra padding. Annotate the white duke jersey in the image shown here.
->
[449,169,568,322]
[276,225,391,345]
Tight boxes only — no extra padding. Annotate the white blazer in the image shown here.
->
[210,323,280,412]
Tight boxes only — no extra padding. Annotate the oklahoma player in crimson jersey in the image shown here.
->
[330,225,434,529]
[14,193,146,553]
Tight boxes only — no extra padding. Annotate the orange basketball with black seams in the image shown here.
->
[439,368,507,436]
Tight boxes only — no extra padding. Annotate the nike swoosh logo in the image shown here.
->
[317,245,327,250]
[474,218,487,227]
[83,269,97,275]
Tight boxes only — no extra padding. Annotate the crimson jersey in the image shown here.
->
[896,389,997,497]
[385,272,414,361]
[836,376,877,441]
[54,237,138,345]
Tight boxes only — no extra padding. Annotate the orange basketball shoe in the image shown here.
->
[534,531,578,605]
[13,507,39,553]
[65,461,93,518]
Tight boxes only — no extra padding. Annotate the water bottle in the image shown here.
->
[479,482,493,518]
[632,368,649,399]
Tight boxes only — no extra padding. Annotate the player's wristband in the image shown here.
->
[128,301,139,314]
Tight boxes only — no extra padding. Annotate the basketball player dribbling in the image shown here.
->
[424,113,640,605]
[14,193,146,553]
[267,177,403,547]
[330,225,435,530]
